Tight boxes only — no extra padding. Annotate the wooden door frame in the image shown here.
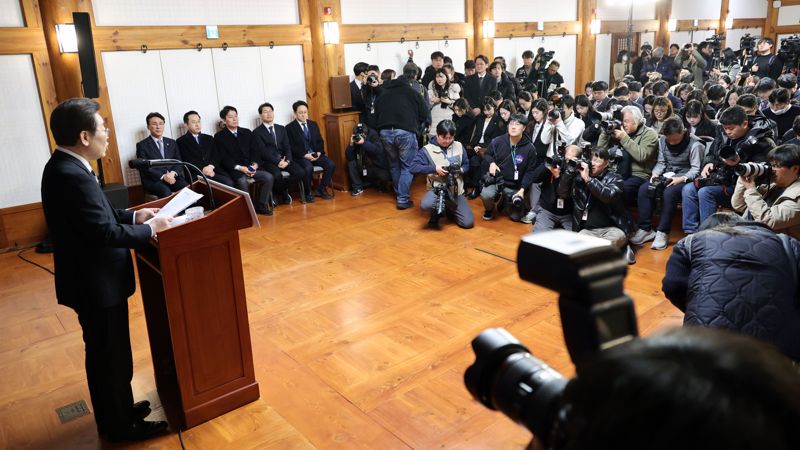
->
[609,32,640,84]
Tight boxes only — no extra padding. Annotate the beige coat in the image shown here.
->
[732,177,800,239]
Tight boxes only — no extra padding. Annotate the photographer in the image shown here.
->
[481,113,537,221]
[410,120,473,228]
[530,145,578,232]
[716,47,742,81]
[731,144,800,239]
[663,212,800,362]
[345,123,390,196]
[557,147,636,263]
[629,118,703,250]
[640,47,678,86]
[597,105,659,205]
[539,61,564,97]
[676,42,712,89]
[541,94,585,154]
[682,105,776,233]
[362,68,383,129]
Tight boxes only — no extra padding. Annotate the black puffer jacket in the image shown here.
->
[558,167,635,235]
[703,114,776,187]
[662,222,800,361]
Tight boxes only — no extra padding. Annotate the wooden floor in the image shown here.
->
[0,179,684,449]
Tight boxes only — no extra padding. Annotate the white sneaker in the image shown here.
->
[629,229,656,245]
[521,211,537,224]
[651,231,669,250]
[625,245,636,265]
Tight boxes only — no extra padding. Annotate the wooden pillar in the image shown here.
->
[654,0,672,49]
[575,0,596,94]
[472,0,493,59]
[718,0,730,47]
[39,0,83,101]
[765,0,779,46]
[306,0,344,137]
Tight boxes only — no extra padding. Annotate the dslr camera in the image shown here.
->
[600,119,622,134]
[734,161,771,179]
[352,123,367,143]
[646,175,668,210]
[465,230,638,448]
[430,163,462,226]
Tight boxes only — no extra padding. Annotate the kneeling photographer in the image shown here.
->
[346,123,390,196]
[410,120,473,228]
[557,147,636,263]
[682,105,776,233]
[481,114,537,222]
[731,144,800,239]
[629,118,702,250]
[530,144,579,233]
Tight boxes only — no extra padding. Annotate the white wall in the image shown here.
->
[596,0,655,21]
[729,0,767,19]
[103,46,307,186]
[0,0,23,27]
[640,32,655,49]
[494,0,577,23]
[669,30,718,48]
[92,0,298,26]
[595,34,612,83]
[344,39,466,82]
[672,0,720,20]
[341,0,464,24]
[0,55,52,208]
[778,5,800,27]
[725,28,762,51]
[493,35,578,93]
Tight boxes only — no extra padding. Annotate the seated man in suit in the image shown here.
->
[286,100,336,201]
[213,105,274,215]
[463,55,498,116]
[253,102,304,205]
[175,110,234,187]
[42,98,172,442]
[135,112,188,198]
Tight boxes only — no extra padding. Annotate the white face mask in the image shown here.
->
[771,105,791,115]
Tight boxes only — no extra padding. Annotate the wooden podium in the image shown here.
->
[132,181,260,429]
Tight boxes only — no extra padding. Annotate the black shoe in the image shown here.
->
[351,188,364,196]
[282,190,293,205]
[304,194,315,203]
[255,207,273,216]
[107,419,169,442]
[396,201,414,210]
[482,210,494,221]
[427,216,441,228]
[316,190,333,200]
[467,187,482,200]
[98,401,152,435]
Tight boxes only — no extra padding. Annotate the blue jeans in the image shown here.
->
[637,181,684,233]
[681,183,731,233]
[380,129,418,204]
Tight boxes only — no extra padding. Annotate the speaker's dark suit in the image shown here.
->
[214,127,274,208]
[285,120,336,195]
[41,149,153,434]
[252,123,304,194]
[135,136,188,197]
[176,132,234,187]
[463,74,498,110]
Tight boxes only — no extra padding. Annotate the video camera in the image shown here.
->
[705,34,723,69]
[738,34,760,76]
[465,230,638,448]
[779,35,800,72]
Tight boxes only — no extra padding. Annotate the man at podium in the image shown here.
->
[41,98,172,442]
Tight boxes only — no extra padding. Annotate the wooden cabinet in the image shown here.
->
[324,111,361,191]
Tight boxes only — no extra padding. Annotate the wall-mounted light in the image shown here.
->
[590,19,601,35]
[483,20,495,39]
[667,18,677,32]
[323,21,339,44]
[693,19,699,27]
[537,21,545,32]
[725,16,734,29]
[56,24,78,53]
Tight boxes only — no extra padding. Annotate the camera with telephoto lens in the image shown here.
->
[429,163,462,226]
[705,34,723,68]
[779,35,800,71]
[734,162,771,178]
[366,74,378,85]
[600,119,622,134]
[465,230,638,448]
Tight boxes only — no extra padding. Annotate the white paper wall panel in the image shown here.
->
[212,47,266,131]
[669,30,717,48]
[671,0,720,21]
[259,46,307,125]
[596,0,655,21]
[341,0,464,24]
[92,0,298,26]
[0,0,24,27]
[494,0,577,23]
[493,35,577,93]
[159,49,220,138]
[729,0,767,19]
[102,51,170,185]
[595,34,612,83]
[778,5,800,27]
[640,32,656,49]
[344,39,466,85]
[725,28,762,51]
[0,55,51,208]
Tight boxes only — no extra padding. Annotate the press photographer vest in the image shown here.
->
[423,141,465,195]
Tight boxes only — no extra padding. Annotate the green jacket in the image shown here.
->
[598,123,659,180]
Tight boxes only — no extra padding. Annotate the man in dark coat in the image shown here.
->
[175,110,233,187]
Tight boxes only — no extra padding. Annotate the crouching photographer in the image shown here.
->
[346,123,390,196]
[530,145,579,233]
[558,147,636,263]
[731,144,800,239]
[410,120,474,228]
[629,118,702,250]
[682,105,776,233]
[481,114,537,222]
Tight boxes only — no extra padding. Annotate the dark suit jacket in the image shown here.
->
[469,114,503,148]
[41,150,152,310]
[463,74,498,109]
[350,80,365,113]
[214,127,264,180]
[135,136,182,181]
[176,132,225,172]
[253,123,294,166]
[285,120,325,161]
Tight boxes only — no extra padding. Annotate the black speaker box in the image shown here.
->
[102,183,129,209]
[73,12,99,98]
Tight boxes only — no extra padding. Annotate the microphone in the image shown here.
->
[128,159,216,210]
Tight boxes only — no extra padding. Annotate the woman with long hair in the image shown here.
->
[647,96,677,134]
[681,99,718,140]
[613,50,631,84]
[428,68,460,137]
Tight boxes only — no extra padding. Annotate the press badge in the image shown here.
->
[514,170,519,180]
[582,209,588,221]
[363,168,368,176]
[557,198,564,209]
